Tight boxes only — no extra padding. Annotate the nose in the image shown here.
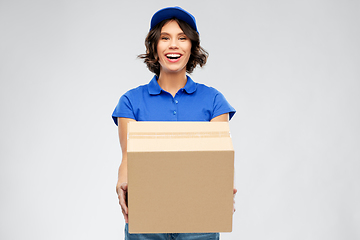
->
[169,38,179,49]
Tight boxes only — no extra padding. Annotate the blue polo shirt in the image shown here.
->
[112,75,235,125]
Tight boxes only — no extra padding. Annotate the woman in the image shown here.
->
[112,6,236,239]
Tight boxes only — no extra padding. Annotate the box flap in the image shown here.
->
[127,122,234,152]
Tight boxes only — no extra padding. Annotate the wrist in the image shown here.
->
[116,184,121,195]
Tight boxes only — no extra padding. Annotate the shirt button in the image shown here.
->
[173,111,177,115]
[175,100,178,104]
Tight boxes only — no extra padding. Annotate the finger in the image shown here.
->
[119,192,128,214]
[121,183,128,191]
[120,184,128,212]
[118,183,129,214]
[121,207,129,223]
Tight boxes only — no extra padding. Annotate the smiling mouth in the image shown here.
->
[166,54,182,60]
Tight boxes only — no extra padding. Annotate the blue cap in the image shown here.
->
[150,6,199,34]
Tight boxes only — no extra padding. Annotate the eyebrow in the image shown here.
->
[160,32,186,35]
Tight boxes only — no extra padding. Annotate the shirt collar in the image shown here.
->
[148,75,197,95]
[148,75,162,95]
[183,75,197,94]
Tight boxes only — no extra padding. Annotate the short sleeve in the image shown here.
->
[212,91,236,120]
[112,94,136,125]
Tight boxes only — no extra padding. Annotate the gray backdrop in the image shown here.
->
[1,0,359,239]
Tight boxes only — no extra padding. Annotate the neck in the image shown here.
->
[157,70,187,97]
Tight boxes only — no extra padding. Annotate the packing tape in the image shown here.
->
[128,131,230,139]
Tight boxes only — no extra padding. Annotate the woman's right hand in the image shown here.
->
[117,182,128,223]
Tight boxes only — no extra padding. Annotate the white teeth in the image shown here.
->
[166,54,181,58]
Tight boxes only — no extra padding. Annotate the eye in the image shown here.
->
[161,36,169,40]
[179,36,187,40]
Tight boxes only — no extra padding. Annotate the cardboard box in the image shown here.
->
[127,121,234,233]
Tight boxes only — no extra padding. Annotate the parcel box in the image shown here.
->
[127,121,234,233]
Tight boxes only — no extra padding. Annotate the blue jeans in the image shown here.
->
[124,224,219,240]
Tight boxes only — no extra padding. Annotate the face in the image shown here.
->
[157,20,192,74]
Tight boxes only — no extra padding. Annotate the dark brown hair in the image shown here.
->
[138,18,208,76]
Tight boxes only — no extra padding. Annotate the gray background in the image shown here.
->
[1,0,359,239]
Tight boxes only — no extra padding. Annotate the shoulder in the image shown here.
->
[193,81,233,106]
[194,82,222,96]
